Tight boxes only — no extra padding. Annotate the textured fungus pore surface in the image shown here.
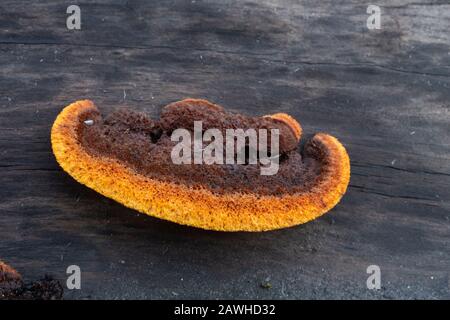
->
[51,99,350,231]
[80,100,315,195]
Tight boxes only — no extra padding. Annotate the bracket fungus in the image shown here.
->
[51,99,350,231]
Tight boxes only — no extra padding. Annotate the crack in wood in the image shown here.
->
[1,41,449,78]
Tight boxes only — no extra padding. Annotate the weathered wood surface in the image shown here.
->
[0,0,449,299]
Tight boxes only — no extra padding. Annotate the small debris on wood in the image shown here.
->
[260,277,272,289]
[0,260,63,300]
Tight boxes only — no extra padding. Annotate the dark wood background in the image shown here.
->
[0,0,449,299]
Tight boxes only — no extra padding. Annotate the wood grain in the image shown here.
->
[0,0,449,299]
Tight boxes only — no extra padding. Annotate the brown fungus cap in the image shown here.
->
[160,98,300,153]
[0,261,22,281]
[51,99,350,232]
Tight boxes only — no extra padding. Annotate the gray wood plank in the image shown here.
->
[0,0,449,299]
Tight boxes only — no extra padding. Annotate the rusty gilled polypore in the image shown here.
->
[51,99,350,231]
